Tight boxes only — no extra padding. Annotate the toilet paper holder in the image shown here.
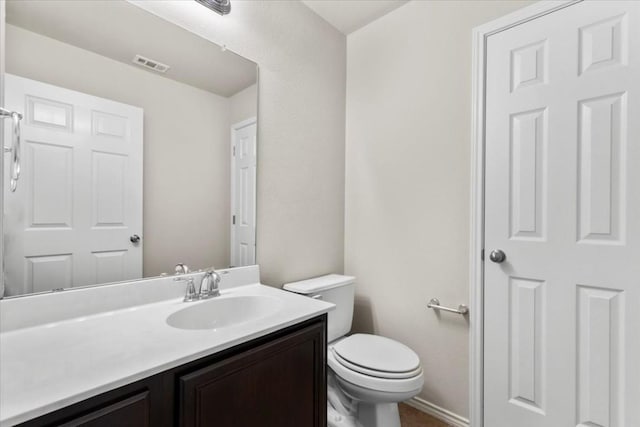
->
[427,298,469,315]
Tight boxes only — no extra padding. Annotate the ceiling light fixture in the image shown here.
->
[194,0,231,16]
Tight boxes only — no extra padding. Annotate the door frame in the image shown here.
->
[230,116,257,267]
[469,1,581,426]
[0,0,5,297]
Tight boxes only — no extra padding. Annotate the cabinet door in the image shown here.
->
[57,391,150,427]
[179,322,326,427]
[17,375,169,427]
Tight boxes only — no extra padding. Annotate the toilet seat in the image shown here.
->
[331,349,423,379]
[328,335,424,394]
[332,334,421,378]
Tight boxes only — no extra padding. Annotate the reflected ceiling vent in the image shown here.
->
[132,55,170,73]
[195,0,231,16]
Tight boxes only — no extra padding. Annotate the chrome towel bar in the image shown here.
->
[427,298,469,315]
[1,107,23,192]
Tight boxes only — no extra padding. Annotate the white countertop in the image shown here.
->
[0,268,333,426]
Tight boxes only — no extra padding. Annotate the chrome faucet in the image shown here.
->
[174,265,221,302]
[199,269,221,299]
[174,263,190,275]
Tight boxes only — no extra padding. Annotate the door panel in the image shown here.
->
[577,93,625,243]
[27,95,74,131]
[509,107,546,240]
[92,151,127,226]
[484,2,639,426]
[508,276,545,413]
[27,141,73,227]
[25,254,73,294]
[576,285,624,427]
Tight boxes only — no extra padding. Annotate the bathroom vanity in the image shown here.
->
[0,266,333,426]
[18,317,326,427]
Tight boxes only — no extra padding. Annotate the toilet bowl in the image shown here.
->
[328,334,424,427]
[284,274,424,427]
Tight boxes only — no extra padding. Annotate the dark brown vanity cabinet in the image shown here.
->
[18,315,326,427]
[179,321,326,427]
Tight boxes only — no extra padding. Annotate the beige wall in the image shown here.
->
[134,1,347,286]
[345,0,533,418]
[6,24,234,276]
[230,83,257,125]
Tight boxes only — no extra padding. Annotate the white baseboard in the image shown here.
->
[404,397,470,427]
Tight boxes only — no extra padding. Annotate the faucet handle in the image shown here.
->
[177,277,198,302]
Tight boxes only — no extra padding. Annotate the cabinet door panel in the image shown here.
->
[58,391,150,427]
[179,322,326,427]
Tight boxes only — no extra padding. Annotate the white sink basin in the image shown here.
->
[166,295,283,330]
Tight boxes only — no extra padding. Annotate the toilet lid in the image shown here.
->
[332,334,420,375]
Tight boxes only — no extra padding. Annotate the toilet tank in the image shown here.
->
[283,274,355,342]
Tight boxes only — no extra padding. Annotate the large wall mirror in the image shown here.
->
[2,0,258,298]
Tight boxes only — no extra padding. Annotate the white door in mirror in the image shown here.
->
[3,74,143,295]
[231,118,257,267]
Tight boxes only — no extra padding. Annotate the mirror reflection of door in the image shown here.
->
[230,118,257,267]
[3,74,143,295]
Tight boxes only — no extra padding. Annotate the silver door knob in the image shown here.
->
[489,249,506,263]
[130,234,141,243]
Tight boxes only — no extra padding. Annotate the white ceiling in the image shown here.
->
[301,0,409,35]
[6,0,257,97]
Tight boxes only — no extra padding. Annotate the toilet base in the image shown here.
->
[331,370,421,427]
[357,402,400,427]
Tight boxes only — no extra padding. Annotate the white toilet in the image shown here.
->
[284,274,424,427]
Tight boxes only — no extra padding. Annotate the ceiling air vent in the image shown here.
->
[132,55,170,73]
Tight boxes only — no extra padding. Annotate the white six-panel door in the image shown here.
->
[231,118,256,267]
[3,74,143,295]
[484,1,639,426]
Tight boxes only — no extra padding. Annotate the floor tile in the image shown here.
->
[399,403,452,427]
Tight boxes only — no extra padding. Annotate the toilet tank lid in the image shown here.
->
[283,274,355,294]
